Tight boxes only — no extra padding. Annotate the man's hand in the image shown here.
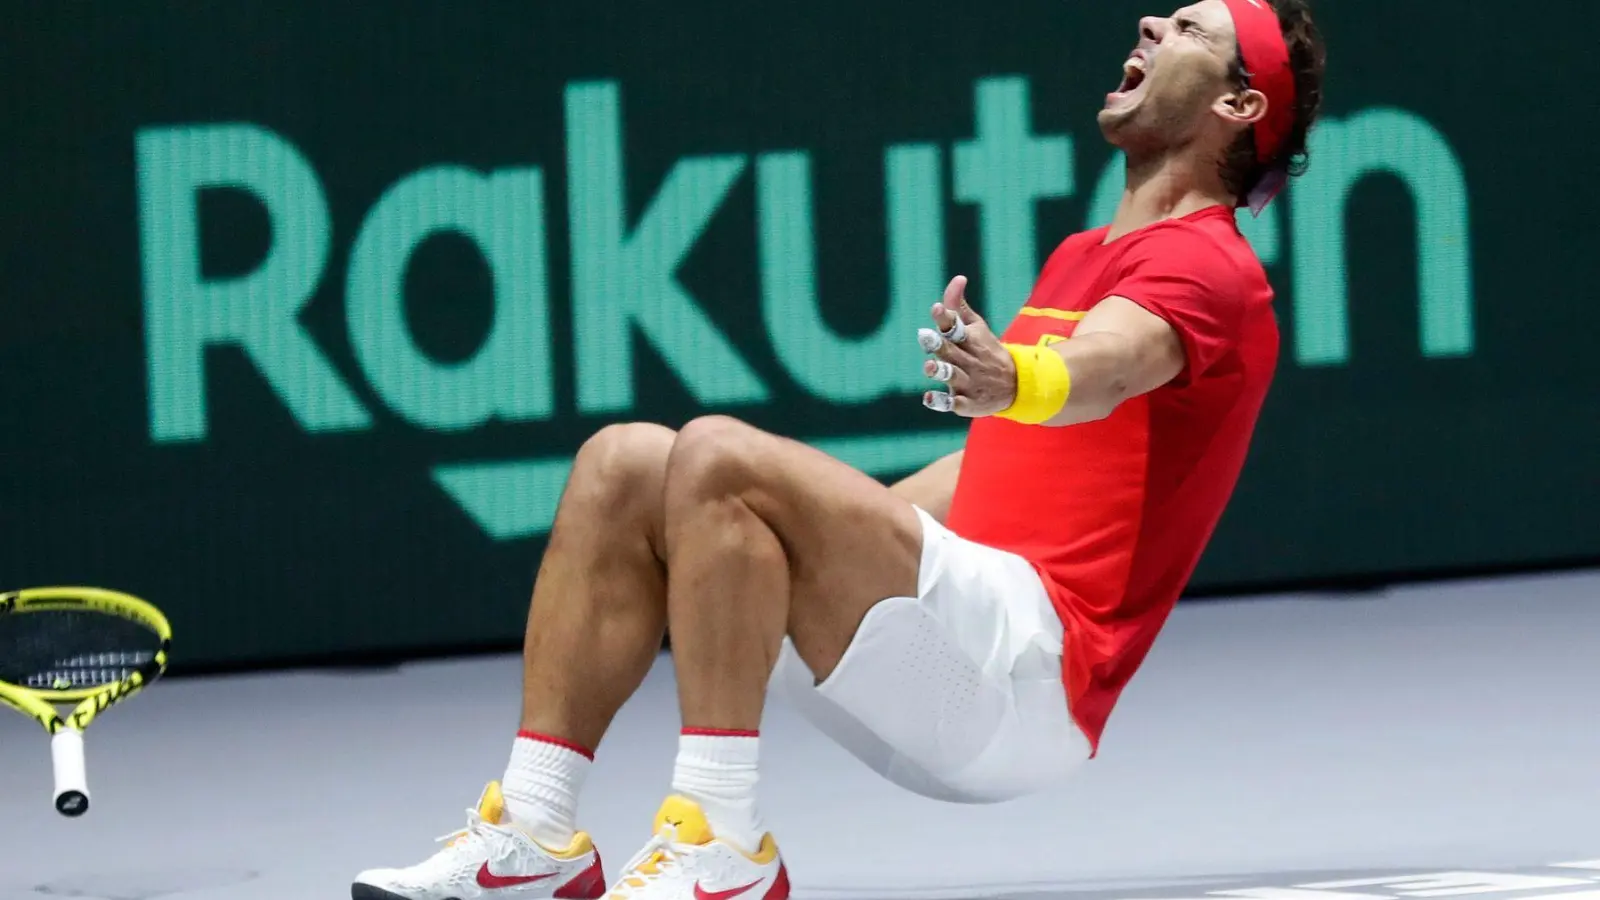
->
[918,276,1018,417]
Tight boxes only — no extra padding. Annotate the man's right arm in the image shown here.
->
[888,450,964,524]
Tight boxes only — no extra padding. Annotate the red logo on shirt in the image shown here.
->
[476,863,557,889]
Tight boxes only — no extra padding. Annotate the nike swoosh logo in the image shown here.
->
[694,878,764,900]
[476,863,558,890]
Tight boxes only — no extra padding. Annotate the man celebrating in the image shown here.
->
[354,1,1326,898]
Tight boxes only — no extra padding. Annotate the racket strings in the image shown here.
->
[26,652,157,690]
[0,610,161,690]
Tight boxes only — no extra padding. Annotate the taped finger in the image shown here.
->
[929,359,956,383]
[939,316,968,343]
[923,390,955,413]
[917,328,943,354]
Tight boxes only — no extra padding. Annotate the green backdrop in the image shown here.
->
[2,2,1591,668]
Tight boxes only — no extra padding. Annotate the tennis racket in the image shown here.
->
[0,586,171,817]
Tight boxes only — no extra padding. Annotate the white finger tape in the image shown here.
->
[931,360,955,382]
[917,328,943,353]
[940,317,967,343]
[923,391,955,412]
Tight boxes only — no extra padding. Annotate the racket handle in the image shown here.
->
[51,728,90,817]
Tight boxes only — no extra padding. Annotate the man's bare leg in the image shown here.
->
[518,422,675,746]
[652,415,926,851]
[501,423,676,847]
[663,417,924,726]
[351,423,679,899]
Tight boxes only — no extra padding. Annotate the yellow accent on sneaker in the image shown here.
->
[610,796,785,897]
[541,830,597,860]
[617,796,709,887]
[477,781,507,824]
[646,794,777,858]
[446,781,595,859]
[744,833,780,866]
[445,781,509,847]
[650,796,779,863]
[652,795,714,845]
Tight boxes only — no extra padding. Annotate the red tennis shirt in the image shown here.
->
[944,204,1279,755]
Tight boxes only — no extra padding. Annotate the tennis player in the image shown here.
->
[354,1,1325,897]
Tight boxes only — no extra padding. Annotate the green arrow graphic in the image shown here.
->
[431,427,967,541]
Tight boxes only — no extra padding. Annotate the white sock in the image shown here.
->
[502,731,592,850]
[671,729,763,852]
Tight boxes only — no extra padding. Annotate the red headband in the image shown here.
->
[1220,0,1296,212]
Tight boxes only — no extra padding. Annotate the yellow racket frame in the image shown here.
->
[0,586,172,816]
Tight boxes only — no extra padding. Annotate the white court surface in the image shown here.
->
[2,569,1598,899]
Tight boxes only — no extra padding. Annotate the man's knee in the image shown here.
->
[570,422,677,512]
[665,415,768,501]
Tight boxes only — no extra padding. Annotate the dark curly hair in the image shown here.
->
[1219,0,1327,202]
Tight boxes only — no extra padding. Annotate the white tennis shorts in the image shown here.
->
[773,507,1091,803]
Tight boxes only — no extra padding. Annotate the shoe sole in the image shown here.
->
[351,885,441,900]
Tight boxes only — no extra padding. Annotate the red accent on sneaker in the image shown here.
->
[516,730,595,760]
[762,864,790,900]
[555,855,607,900]
[693,878,763,900]
[476,864,557,890]
[681,727,759,738]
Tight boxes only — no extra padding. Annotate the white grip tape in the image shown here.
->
[51,728,89,814]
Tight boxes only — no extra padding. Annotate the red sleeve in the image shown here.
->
[1108,229,1248,381]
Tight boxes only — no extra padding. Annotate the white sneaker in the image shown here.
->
[605,796,789,900]
[354,781,607,900]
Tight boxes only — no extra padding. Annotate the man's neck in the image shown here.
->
[1105,154,1234,243]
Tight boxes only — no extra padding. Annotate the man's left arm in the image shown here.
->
[1023,296,1186,426]
[920,255,1239,424]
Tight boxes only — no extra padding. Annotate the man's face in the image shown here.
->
[1097,0,1242,156]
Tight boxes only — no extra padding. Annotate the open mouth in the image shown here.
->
[1109,55,1148,101]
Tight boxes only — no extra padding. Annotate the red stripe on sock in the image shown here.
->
[681,727,759,738]
[516,730,595,760]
